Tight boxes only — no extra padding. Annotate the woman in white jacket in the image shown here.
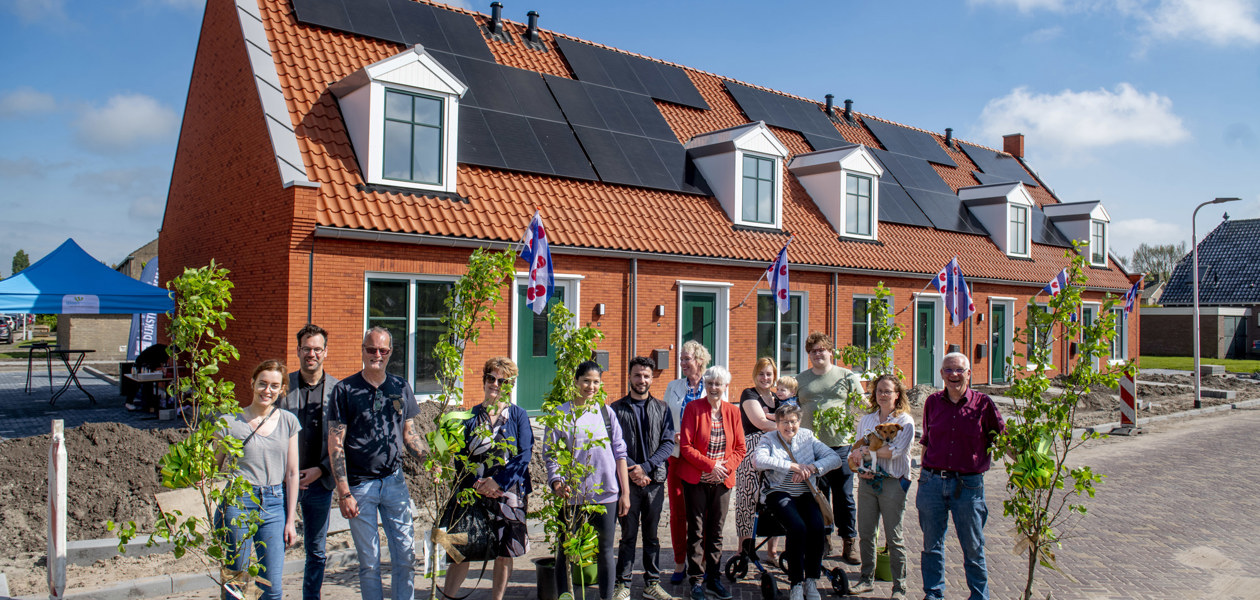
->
[754,403,842,600]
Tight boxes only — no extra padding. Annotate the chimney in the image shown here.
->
[944,127,954,149]
[843,99,853,122]
[824,94,835,117]
[1003,133,1024,158]
[525,10,540,43]
[489,2,504,35]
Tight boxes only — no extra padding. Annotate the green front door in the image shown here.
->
[991,303,1007,383]
[681,292,717,374]
[916,302,936,385]
[516,285,565,414]
[1082,306,1096,368]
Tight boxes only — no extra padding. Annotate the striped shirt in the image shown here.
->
[706,411,726,463]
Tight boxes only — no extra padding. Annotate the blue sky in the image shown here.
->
[1,0,1256,274]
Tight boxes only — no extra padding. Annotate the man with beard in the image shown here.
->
[610,356,677,600]
[916,352,1005,600]
[282,324,340,600]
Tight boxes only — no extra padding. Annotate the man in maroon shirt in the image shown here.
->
[915,352,1005,600]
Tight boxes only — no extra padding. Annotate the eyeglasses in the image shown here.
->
[942,368,968,375]
[808,348,830,355]
[298,346,326,355]
[255,381,283,392]
[484,375,515,387]
[876,389,899,396]
[362,346,391,356]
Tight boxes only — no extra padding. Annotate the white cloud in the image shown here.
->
[1143,0,1260,46]
[0,87,56,118]
[967,0,1073,12]
[1023,26,1064,43]
[976,84,1189,155]
[1110,217,1185,256]
[6,0,66,23]
[128,195,165,220]
[72,94,178,154]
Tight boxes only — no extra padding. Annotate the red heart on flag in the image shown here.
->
[778,289,787,299]
[779,265,787,276]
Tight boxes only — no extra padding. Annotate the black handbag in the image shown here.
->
[435,492,498,563]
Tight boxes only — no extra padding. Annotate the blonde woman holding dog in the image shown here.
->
[847,374,915,599]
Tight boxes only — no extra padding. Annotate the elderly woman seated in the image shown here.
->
[754,403,843,600]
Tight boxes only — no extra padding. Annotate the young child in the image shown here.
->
[774,375,799,407]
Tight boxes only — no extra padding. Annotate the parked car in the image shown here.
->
[0,320,12,344]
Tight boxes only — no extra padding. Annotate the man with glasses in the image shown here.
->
[328,327,427,600]
[796,332,863,565]
[282,324,340,600]
[917,352,1005,600]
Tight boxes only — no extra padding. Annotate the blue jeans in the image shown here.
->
[916,471,989,600]
[347,469,415,600]
[824,445,857,539]
[299,484,334,600]
[220,484,287,600]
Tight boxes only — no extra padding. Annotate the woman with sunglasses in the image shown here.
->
[443,357,534,600]
[217,359,300,600]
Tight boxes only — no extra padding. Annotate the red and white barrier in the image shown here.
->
[48,419,66,599]
[1118,371,1138,427]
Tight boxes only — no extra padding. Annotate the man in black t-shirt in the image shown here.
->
[328,327,425,600]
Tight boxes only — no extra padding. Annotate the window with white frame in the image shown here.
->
[851,295,893,372]
[383,90,444,185]
[1090,220,1107,266]
[366,276,454,395]
[845,173,873,237]
[1109,308,1126,361]
[741,154,777,225]
[1010,204,1030,257]
[757,291,804,375]
[1026,303,1053,365]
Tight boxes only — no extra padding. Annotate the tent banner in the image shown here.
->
[61,294,100,314]
[128,258,160,361]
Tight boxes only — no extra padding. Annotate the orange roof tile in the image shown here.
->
[258,0,1131,291]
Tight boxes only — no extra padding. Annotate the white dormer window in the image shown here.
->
[788,143,883,241]
[958,181,1034,258]
[330,46,467,194]
[1090,219,1107,266]
[686,122,789,230]
[1043,201,1112,266]
[1010,204,1030,256]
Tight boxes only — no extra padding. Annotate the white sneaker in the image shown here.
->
[803,578,822,600]
[611,583,630,600]
[789,582,805,600]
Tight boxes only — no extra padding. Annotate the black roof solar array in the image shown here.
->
[871,149,987,235]
[554,38,709,110]
[863,119,956,167]
[293,0,497,61]
[1161,218,1260,305]
[959,142,1039,187]
[723,82,846,150]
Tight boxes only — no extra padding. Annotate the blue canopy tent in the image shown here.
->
[0,239,173,314]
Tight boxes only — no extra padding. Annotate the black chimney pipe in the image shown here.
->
[824,94,835,117]
[526,10,540,42]
[843,99,853,121]
[944,127,954,148]
[489,2,504,34]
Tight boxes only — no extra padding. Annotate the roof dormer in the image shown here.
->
[1043,201,1112,266]
[959,182,1035,258]
[330,45,467,194]
[685,122,789,230]
[788,144,884,241]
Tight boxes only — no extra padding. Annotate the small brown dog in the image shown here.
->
[849,423,905,474]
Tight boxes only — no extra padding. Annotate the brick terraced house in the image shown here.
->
[160,0,1141,407]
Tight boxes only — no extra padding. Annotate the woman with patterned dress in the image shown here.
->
[443,357,534,600]
[734,357,779,559]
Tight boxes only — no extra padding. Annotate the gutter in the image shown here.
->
[313,226,1130,292]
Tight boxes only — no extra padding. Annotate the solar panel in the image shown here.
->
[877,179,934,228]
[959,142,1039,187]
[555,38,708,109]
[723,82,843,151]
[971,171,1015,186]
[574,126,639,186]
[863,119,955,167]
[293,0,495,61]
[456,107,507,169]
[1032,208,1073,248]
[871,149,986,235]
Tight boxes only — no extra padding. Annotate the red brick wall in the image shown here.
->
[159,0,296,400]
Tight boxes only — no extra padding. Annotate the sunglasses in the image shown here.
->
[484,375,515,387]
[362,346,391,356]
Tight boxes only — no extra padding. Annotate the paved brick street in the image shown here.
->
[144,407,1260,600]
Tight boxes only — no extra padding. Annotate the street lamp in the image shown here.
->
[1192,197,1240,409]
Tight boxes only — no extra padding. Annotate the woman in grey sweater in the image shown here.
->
[218,359,301,600]
[754,403,842,600]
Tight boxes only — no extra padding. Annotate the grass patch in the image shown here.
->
[1140,355,1260,373]
[0,336,58,360]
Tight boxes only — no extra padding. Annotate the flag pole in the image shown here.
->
[732,237,793,311]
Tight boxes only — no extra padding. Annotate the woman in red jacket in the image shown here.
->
[677,365,745,600]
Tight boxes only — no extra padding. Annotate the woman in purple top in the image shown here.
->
[545,360,630,600]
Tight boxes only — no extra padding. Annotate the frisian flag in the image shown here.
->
[931,257,976,326]
[767,240,791,314]
[1042,268,1069,298]
[1122,278,1142,317]
[518,211,554,315]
